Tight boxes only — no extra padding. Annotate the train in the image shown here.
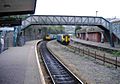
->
[44,34,71,45]
[44,34,56,41]
[57,34,70,45]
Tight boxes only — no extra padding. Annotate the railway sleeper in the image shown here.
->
[55,80,76,84]
[55,76,74,80]
[53,74,70,77]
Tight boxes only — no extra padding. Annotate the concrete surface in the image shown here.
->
[0,40,42,84]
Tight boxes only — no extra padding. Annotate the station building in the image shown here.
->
[76,26,118,43]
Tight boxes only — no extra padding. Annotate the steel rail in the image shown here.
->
[39,41,84,84]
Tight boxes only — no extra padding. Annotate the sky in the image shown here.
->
[35,0,120,18]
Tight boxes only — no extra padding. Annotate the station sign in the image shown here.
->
[0,18,22,27]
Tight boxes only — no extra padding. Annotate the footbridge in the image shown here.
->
[21,15,120,47]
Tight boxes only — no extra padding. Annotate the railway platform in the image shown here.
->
[0,40,42,84]
[71,38,120,51]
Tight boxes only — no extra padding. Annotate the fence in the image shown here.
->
[69,45,120,69]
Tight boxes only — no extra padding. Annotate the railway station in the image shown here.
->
[0,0,120,84]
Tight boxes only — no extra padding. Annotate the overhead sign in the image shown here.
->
[0,18,22,27]
[0,0,37,16]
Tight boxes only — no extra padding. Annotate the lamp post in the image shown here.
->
[96,11,98,16]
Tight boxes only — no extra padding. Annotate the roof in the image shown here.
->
[0,0,37,16]
[77,26,103,33]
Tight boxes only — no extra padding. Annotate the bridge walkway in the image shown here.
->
[20,15,120,47]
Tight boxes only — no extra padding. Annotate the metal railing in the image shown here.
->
[68,45,120,69]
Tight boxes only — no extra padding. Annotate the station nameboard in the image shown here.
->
[0,0,37,16]
[0,18,22,27]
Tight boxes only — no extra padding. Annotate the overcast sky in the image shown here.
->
[35,0,120,18]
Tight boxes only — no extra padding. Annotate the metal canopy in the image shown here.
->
[0,0,37,16]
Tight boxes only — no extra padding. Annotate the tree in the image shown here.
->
[47,26,65,34]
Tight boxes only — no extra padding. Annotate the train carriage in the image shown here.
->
[57,34,70,45]
[44,34,56,41]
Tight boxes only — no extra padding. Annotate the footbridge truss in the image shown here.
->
[21,15,120,47]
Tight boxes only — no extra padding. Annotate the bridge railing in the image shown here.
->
[21,15,110,29]
[112,23,120,39]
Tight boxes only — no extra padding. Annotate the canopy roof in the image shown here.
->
[77,26,103,33]
[0,0,37,16]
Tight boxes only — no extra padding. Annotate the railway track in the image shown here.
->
[39,41,83,84]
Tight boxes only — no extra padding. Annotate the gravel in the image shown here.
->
[47,40,120,84]
[70,41,120,61]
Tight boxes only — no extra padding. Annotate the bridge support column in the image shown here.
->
[13,27,18,47]
[109,24,114,47]
[109,32,114,47]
